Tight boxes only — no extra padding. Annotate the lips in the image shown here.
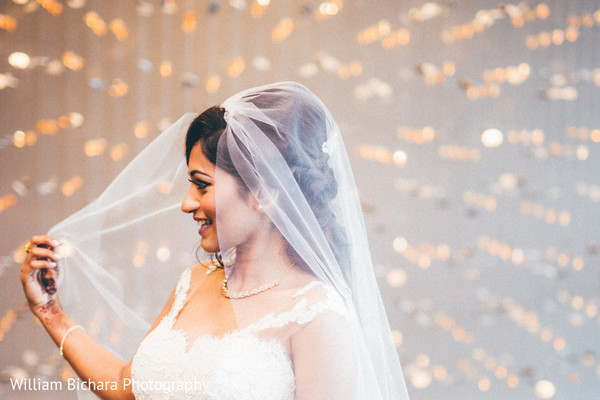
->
[196,218,213,236]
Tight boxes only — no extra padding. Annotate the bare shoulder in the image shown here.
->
[289,279,353,349]
[189,260,216,274]
[284,272,350,326]
[290,274,343,302]
[188,261,224,287]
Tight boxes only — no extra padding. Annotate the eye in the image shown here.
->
[188,178,209,190]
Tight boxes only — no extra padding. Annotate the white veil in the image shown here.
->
[49,113,198,365]
[50,82,408,399]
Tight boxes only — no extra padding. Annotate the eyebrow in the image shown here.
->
[190,170,211,179]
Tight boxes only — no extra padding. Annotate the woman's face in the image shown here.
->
[181,142,259,253]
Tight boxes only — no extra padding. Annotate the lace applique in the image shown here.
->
[165,268,191,322]
[130,270,345,400]
[244,281,348,334]
[131,325,295,400]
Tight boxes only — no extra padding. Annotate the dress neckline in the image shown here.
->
[162,268,324,350]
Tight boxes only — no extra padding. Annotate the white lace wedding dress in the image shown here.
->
[130,267,347,400]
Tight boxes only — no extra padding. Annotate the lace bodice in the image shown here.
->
[130,268,347,400]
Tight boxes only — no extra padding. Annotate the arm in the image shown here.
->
[20,235,177,400]
[290,310,357,400]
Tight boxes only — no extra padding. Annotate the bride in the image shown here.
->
[20,82,409,399]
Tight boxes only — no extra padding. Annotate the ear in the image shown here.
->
[254,187,279,212]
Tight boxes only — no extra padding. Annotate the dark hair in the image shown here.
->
[185,106,226,165]
[185,101,350,277]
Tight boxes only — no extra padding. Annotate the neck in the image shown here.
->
[226,230,294,290]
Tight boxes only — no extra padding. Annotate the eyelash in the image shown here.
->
[188,179,209,190]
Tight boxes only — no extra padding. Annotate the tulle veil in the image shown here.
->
[50,82,409,399]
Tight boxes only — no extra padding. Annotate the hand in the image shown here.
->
[20,235,63,316]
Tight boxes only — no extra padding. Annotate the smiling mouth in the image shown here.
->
[197,218,213,235]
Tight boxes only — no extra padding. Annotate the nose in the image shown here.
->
[181,184,199,214]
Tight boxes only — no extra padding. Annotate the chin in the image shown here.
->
[200,239,220,254]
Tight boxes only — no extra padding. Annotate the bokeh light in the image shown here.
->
[1,2,599,399]
[8,52,30,69]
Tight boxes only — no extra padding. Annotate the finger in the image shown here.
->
[20,259,57,276]
[29,235,62,250]
[28,247,60,261]
[29,259,58,269]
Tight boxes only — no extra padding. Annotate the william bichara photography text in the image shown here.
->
[11,377,211,393]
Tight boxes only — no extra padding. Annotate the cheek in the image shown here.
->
[200,192,217,216]
[215,193,259,239]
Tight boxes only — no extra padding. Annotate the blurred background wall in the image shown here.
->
[1,0,599,399]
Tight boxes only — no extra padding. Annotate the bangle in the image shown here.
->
[59,325,85,357]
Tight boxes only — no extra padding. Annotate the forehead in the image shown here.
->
[188,143,215,176]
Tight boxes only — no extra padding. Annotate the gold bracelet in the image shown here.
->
[59,325,85,357]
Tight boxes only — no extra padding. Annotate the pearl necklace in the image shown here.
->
[221,264,294,299]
